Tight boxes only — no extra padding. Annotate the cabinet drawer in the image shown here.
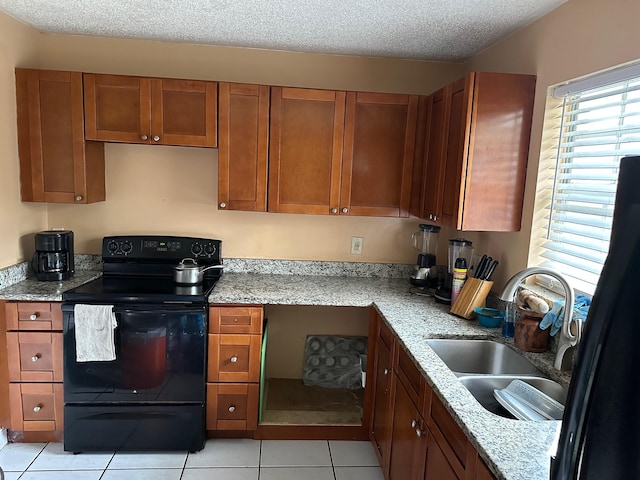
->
[208,334,261,383]
[430,395,470,474]
[378,319,394,350]
[396,345,425,409]
[206,383,258,430]
[7,332,63,382]
[9,383,63,431]
[6,302,63,331]
[209,306,263,334]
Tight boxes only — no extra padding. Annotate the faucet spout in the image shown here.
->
[499,267,579,370]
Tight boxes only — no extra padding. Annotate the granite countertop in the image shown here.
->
[209,273,563,480]
[0,267,563,480]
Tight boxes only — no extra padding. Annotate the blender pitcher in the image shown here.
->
[410,224,441,287]
[434,238,473,304]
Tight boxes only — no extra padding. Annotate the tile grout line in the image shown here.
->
[327,440,337,480]
[257,439,262,479]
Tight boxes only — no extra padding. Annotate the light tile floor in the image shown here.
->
[0,439,383,480]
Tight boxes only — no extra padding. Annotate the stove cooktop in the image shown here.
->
[62,275,219,304]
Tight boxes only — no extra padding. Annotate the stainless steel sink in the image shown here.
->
[458,375,567,419]
[426,339,542,376]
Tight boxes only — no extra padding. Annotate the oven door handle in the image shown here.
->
[112,305,206,315]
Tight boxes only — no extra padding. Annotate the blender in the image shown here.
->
[409,224,441,288]
[434,238,474,304]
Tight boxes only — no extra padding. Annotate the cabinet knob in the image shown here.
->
[230,355,238,363]
[219,202,227,209]
[411,419,418,428]
[33,405,42,413]
[228,405,236,413]
[429,214,433,220]
[233,318,238,322]
[330,208,338,214]
[31,354,41,363]
[75,195,83,202]
[433,215,438,221]
[153,135,160,142]
[415,427,423,437]
[140,134,148,141]
[383,368,389,375]
[29,313,38,321]
[342,207,349,214]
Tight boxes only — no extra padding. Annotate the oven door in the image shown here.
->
[62,303,207,404]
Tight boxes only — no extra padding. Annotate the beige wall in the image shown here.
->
[0,14,47,268]
[31,30,465,264]
[459,0,640,289]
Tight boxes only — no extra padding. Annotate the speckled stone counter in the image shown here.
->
[209,273,563,480]
[0,270,102,301]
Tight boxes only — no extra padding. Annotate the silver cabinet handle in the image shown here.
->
[219,202,227,209]
[75,195,83,202]
[153,135,160,142]
[415,427,423,437]
[383,368,389,375]
[411,419,418,428]
[433,215,438,221]
[330,208,338,214]
[140,134,148,141]
[31,354,40,362]
[33,405,42,413]
[429,214,433,220]
[29,313,38,321]
[342,207,349,213]
[228,405,236,413]
[230,356,238,363]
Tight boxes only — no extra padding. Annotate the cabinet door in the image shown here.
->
[371,333,394,473]
[151,78,217,147]
[422,88,449,222]
[424,429,459,480]
[475,457,497,480]
[268,87,345,215]
[341,92,418,217]
[389,378,428,480]
[9,383,63,432]
[218,83,269,211]
[440,75,474,228]
[84,73,152,144]
[7,332,63,383]
[16,69,105,203]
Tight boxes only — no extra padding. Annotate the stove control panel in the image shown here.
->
[103,235,222,262]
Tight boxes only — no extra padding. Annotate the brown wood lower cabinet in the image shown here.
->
[388,378,428,480]
[207,305,264,433]
[369,313,497,480]
[4,302,64,440]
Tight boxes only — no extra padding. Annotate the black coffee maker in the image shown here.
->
[32,230,74,281]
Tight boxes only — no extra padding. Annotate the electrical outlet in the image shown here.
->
[351,236,363,255]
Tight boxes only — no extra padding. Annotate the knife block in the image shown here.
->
[450,277,494,319]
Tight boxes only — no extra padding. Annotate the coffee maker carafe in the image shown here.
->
[434,238,473,304]
[410,224,441,287]
[32,230,74,281]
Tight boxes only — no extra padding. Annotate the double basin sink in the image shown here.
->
[426,339,567,420]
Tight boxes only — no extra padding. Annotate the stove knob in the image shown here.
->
[107,241,118,254]
[204,244,216,255]
[191,243,203,256]
[122,241,133,254]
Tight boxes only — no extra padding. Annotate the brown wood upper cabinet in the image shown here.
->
[218,83,269,211]
[422,72,536,231]
[268,87,346,215]
[15,69,105,204]
[342,92,418,217]
[269,87,419,216]
[84,74,217,147]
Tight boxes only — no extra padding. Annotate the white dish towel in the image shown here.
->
[74,304,118,362]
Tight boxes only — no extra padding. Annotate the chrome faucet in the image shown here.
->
[499,267,579,370]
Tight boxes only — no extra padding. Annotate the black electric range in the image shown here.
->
[61,235,222,453]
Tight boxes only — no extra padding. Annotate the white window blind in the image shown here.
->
[539,70,640,294]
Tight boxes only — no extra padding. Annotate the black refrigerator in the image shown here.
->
[551,155,640,479]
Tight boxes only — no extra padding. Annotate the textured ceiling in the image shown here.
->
[0,0,566,61]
